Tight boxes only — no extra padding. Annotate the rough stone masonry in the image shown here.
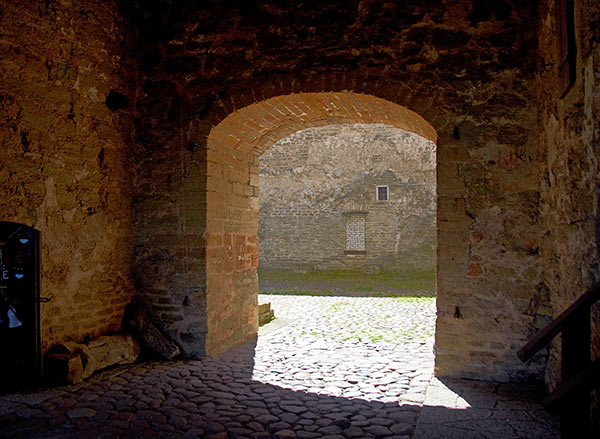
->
[0,2,599,427]
[259,123,436,273]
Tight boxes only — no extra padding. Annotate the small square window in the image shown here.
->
[376,185,389,201]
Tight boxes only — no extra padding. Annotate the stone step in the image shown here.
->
[259,303,275,326]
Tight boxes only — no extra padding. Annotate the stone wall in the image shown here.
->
[259,124,436,272]
[4,0,599,395]
[0,1,137,350]
[536,0,600,425]
[135,0,546,381]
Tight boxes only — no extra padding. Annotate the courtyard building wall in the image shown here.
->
[259,124,436,273]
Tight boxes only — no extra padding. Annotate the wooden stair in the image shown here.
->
[518,284,600,438]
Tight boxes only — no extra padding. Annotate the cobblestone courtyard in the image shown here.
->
[0,295,558,438]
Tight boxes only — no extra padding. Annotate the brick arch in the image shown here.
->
[207,91,437,156]
[203,91,437,356]
[137,65,546,383]
[186,71,449,151]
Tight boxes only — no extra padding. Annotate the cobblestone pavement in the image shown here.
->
[414,377,559,439]
[0,295,558,438]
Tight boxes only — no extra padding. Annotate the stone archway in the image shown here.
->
[135,73,544,384]
[203,92,437,356]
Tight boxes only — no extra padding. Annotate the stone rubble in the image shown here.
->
[0,295,557,438]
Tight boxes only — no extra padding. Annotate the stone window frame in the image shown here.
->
[376,185,389,201]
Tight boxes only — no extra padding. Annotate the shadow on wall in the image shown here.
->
[0,338,558,438]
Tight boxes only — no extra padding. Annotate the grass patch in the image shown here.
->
[258,267,436,296]
[260,289,334,296]
[327,301,351,312]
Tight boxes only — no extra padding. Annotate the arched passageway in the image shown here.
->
[135,78,543,384]
[202,92,437,356]
[1,0,598,431]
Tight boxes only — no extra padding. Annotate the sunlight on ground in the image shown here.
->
[425,378,472,409]
[252,295,436,403]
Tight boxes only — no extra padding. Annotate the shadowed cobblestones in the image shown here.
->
[0,296,557,438]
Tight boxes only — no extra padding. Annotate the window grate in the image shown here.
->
[376,185,389,201]
[345,214,366,252]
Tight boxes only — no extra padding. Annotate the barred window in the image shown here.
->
[376,185,389,201]
[345,214,366,253]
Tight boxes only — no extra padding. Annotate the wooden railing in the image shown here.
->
[518,283,600,438]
